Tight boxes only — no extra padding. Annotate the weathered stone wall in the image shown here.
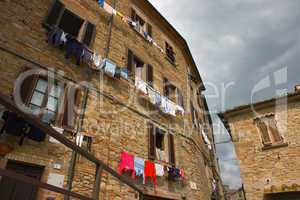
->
[0,0,223,199]
[227,99,300,200]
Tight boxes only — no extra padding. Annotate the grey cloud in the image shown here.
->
[149,0,300,189]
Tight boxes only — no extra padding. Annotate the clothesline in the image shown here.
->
[48,25,184,117]
[135,78,184,117]
[97,0,166,55]
[118,151,184,186]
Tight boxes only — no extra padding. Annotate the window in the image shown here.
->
[148,123,175,165]
[163,78,184,108]
[168,133,175,166]
[45,0,95,46]
[134,57,144,80]
[20,70,82,130]
[82,136,92,152]
[163,78,176,102]
[127,49,144,79]
[177,89,184,109]
[146,65,154,87]
[256,116,283,146]
[28,79,63,124]
[131,9,152,37]
[127,49,154,85]
[155,128,165,150]
[165,42,175,63]
[190,101,198,127]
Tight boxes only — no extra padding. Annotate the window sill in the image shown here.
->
[131,26,153,45]
[262,142,288,151]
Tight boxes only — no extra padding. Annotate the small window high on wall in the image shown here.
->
[165,42,175,63]
[255,115,284,147]
[131,9,152,37]
[44,0,95,46]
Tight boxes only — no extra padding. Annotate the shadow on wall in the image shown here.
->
[264,192,300,200]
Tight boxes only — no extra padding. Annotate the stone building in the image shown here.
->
[0,0,224,200]
[224,186,245,200]
[219,87,300,200]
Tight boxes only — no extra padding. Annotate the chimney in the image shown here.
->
[295,85,300,92]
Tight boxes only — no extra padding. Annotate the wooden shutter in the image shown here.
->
[268,119,282,143]
[82,22,96,47]
[146,64,153,87]
[45,0,64,26]
[147,24,152,37]
[62,86,82,130]
[177,89,184,108]
[20,75,37,105]
[163,78,169,97]
[257,121,271,145]
[131,9,136,21]
[168,134,175,166]
[190,101,195,125]
[148,123,156,160]
[127,49,134,76]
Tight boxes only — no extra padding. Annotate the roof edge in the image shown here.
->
[142,0,205,90]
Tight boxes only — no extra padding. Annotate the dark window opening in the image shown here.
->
[134,56,145,81]
[148,123,174,164]
[131,9,153,38]
[45,0,64,26]
[168,134,175,166]
[147,24,152,37]
[58,9,84,38]
[146,64,154,87]
[166,42,175,63]
[82,136,92,152]
[45,0,95,46]
[177,89,184,108]
[155,128,165,150]
[131,9,146,33]
[82,22,96,46]
[163,78,177,102]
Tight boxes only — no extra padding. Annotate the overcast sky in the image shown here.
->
[149,0,300,189]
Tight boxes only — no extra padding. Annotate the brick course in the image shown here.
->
[0,0,224,199]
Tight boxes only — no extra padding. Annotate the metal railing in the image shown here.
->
[0,92,143,199]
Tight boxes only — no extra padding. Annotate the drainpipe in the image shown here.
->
[64,87,89,200]
[64,1,116,199]
[242,184,247,200]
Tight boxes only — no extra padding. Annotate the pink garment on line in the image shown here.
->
[118,151,135,178]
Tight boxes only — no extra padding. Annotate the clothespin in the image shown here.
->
[117,11,124,18]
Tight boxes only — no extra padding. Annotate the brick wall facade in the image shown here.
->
[0,0,224,199]
[220,94,300,200]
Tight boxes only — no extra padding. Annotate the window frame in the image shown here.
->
[255,116,284,147]
[131,8,153,39]
[28,77,64,125]
[148,123,175,165]
[44,0,96,47]
[20,70,82,131]
[165,41,176,64]
[128,49,155,85]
